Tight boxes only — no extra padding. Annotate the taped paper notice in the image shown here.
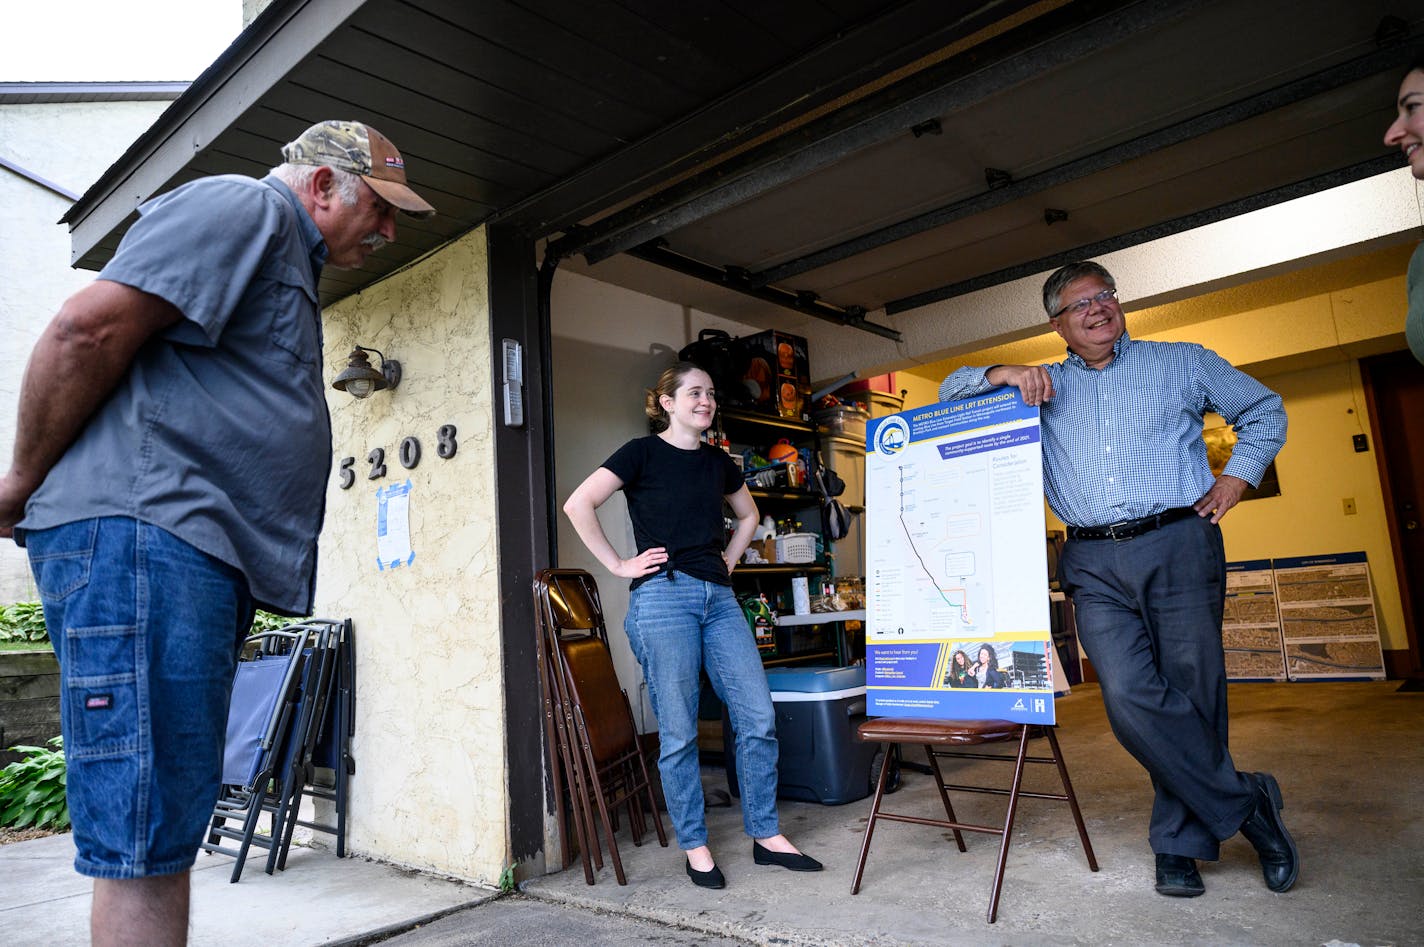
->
[376,480,415,570]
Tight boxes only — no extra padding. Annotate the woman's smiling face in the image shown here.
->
[661,367,717,433]
[1384,68,1424,181]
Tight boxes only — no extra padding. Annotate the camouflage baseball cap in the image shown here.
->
[282,120,435,218]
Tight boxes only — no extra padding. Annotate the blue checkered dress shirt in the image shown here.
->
[940,332,1286,529]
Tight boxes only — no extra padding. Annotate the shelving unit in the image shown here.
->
[762,650,838,668]
[773,609,866,667]
[735,564,829,577]
[719,407,817,435]
[718,407,859,668]
[748,487,817,502]
[773,609,866,626]
[699,399,872,773]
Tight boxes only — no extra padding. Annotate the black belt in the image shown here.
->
[1066,507,1197,542]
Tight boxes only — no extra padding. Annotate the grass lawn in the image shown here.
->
[0,640,52,652]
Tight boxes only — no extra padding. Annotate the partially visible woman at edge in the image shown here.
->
[562,362,823,889]
[1384,53,1424,365]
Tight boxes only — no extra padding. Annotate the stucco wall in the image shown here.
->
[242,0,274,26]
[315,227,506,882]
[0,98,174,600]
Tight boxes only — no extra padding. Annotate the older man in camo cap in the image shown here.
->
[0,120,432,947]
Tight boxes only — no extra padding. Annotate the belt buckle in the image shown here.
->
[1105,519,1132,541]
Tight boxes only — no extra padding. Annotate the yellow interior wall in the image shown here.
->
[899,274,1410,652]
[315,227,507,882]
[1241,360,1403,650]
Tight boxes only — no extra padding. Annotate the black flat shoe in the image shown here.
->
[753,841,823,872]
[686,859,726,889]
[1238,771,1299,893]
[1154,853,1205,897]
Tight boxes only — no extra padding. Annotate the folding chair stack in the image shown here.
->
[272,617,355,868]
[201,618,355,882]
[532,569,667,885]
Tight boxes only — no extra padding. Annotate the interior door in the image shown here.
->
[1362,350,1424,675]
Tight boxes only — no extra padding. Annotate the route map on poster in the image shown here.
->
[1223,560,1287,681]
[1272,552,1385,680]
[864,389,1055,725]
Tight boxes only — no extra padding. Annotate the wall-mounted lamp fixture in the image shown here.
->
[332,346,401,399]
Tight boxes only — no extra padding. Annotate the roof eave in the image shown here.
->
[62,0,366,267]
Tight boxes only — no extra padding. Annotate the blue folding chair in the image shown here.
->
[269,618,354,870]
[203,619,350,882]
[202,625,316,882]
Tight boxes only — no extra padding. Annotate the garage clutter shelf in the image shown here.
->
[716,406,863,668]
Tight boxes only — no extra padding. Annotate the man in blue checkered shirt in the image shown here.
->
[941,260,1296,899]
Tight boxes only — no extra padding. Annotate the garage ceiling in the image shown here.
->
[63,0,1423,337]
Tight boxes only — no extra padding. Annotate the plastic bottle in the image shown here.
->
[791,575,811,615]
[742,594,775,650]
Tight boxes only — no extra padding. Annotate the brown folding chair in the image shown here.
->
[852,717,1097,923]
[533,572,599,883]
[533,569,667,885]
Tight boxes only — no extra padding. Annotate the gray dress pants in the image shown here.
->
[1059,514,1255,860]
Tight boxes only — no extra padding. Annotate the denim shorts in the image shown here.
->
[25,517,254,878]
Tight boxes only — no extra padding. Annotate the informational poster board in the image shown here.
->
[1222,559,1287,681]
[864,390,1055,725]
[1272,552,1386,680]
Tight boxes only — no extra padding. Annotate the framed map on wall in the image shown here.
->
[1203,425,1281,501]
[1272,552,1386,680]
[1222,559,1287,680]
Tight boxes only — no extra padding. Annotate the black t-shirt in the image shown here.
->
[602,435,744,590]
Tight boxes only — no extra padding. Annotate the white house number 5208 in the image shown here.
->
[337,424,458,489]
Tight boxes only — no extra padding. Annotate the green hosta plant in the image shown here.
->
[249,610,296,634]
[0,602,47,643]
[0,604,294,643]
[0,737,69,831]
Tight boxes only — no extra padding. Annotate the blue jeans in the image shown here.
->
[1059,514,1254,861]
[25,517,254,878]
[625,572,779,849]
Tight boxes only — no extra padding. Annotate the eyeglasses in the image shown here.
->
[1052,287,1118,318]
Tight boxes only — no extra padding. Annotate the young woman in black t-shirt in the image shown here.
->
[563,362,823,889]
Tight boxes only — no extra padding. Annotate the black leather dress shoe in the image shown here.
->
[1154,853,1205,897]
[686,859,726,889]
[1238,771,1299,892]
[752,841,823,872]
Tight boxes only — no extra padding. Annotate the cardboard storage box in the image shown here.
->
[736,330,811,420]
[724,665,879,805]
[840,372,897,395]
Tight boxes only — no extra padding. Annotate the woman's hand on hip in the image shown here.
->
[614,546,668,578]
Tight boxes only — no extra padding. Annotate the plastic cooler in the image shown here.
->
[724,665,879,805]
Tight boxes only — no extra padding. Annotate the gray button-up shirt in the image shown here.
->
[19,174,332,615]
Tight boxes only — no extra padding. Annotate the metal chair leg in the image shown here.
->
[851,742,897,894]
[1046,727,1098,871]
[986,726,1031,924]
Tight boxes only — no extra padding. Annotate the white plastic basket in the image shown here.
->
[775,532,818,564]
